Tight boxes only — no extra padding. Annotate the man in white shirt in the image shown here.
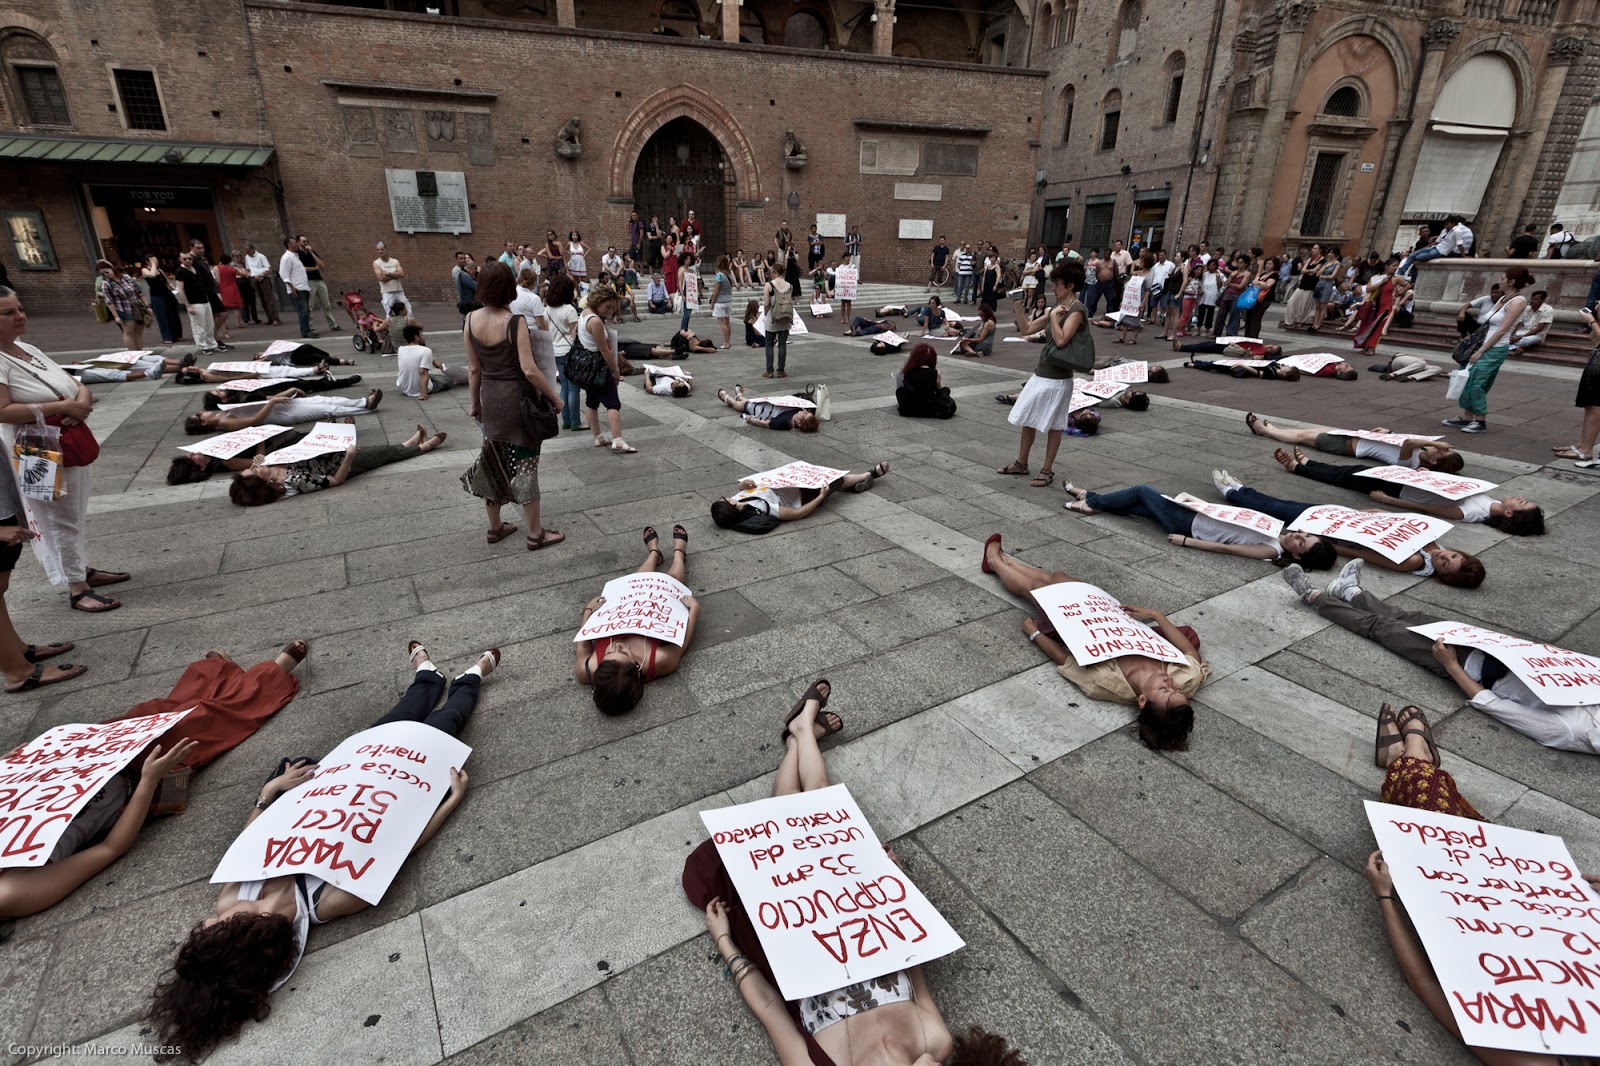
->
[279,237,315,338]
[1545,222,1578,258]
[372,241,407,314]
[242,243,280,325]
[1456,283,1501,337]
[1109,240,1133,276]
[953,244,975,304]
[1400,214,1467,277]
[1510,290,1554,351]
[601,246,623,277]
[395,325,449,398]
[1146,250,1175,320]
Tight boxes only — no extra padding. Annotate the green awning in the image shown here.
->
[0,134,273,168]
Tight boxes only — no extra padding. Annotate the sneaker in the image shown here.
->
[1441,417,1470,428]
[1211,469,1242,495]
[1280,563,1317,603]
[1325,558,1363,603]
[329,324,343,331]
[1461,421,1486,433]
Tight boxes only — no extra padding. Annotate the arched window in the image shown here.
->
[1163,52,1186,124]
[1115,0,1138,60]
[1323,85,1363,117]
[783,9,830,49]
[657,0,700,37]
[1042,3,1061,48]
[739,8,766,43]
[1101,89,1121,151]
[1059,85,1075,146]
[1,30,70,127]
[1060,0,1077,44]
[892,39,923,58]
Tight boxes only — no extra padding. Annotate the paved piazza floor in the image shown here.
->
[3,291,1598,1065]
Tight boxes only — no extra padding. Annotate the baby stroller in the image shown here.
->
[342,290,383,353]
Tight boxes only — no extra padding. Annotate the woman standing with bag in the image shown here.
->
[545,275,583,431]
[997,260,1093,488]
[142,255,184,345]
[1242,256,1279,338]
[570,287,636,454]
[97,261,149,352]
[0,287,129,611]
[761,257,797,379]
[460,263,566,551]
[1443,266,1532,435]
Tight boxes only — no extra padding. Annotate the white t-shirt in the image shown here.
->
[1397,486,1495,523]
[1190,514,1281,557]
[650,377,679,396]
[509,286,546,326]
[1200,272,1220,304]
[0,342,80,404]
[1350,439,1420,469]
[395,344,435,398]
[733,486,801,512]
[547,305,580,357]
[1148,261,1175,292]
[601,253,623,275]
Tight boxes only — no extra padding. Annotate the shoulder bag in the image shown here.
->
[561,315,611,389]
[1041,302,1096,372]
[1450,296,1506,366]
[1236,285,1261,310]
[504,316,559,444]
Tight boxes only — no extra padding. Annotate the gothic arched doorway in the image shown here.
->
[631,117,733,261]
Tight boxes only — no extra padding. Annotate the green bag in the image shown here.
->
[1041,301,1095,372]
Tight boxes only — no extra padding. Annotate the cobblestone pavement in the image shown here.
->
[3,289,1597,1065]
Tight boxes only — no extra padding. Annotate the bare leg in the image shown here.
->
[1251,419,1321,446]
[773,734,804,796]
[272,639,308,673]
[606,408,624,442]
[485,501,506,534]
[786,699,830,792]
[983,540,1066,600]
[1579,406,1600,455]
[1040,429,1063,473]
[667,525,688,582]
[1015,426,1037,466]
[635,537,662,575]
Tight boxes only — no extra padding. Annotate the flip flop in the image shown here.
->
[5,661,87,693]
[526,528,566,551]
[1395,705,1439,768]
[1374,703,1402,768]
[23,642,73,664]
[870,462,891,479]
[280,640,309,665]
[981,533,1003,574]
[487,523,519,544]
[70,589,120,613]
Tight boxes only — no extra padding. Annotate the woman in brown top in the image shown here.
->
[461,262,566,550]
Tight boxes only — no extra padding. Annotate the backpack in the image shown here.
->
[768,281,794,329]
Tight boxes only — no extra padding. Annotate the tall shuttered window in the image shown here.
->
[17,65,69,125]
[1299,152,1344,237]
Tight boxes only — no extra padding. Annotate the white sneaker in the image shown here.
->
[1211,469,1241,495]
[1325,558,1363,602]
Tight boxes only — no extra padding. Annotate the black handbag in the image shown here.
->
[521,384,559,443]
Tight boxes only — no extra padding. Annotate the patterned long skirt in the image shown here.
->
[461,440,540,507]
[1380,756,1483,820]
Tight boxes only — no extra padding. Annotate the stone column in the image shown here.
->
[1232,0,1316,248]
[873,0,895,56]
[721,0,740,42]
[1476,36,1585,247]
[556,0,575,28]
[1370,18,1460,254]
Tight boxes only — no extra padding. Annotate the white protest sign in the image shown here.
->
[749,461,848,490]
[745,395,816,410]
[1068,387,1106,413]
[1209,358,1275,369]
[1078,379,1130,401]
[261,422,357,465]
[262,339,305,357]
[1213,336,1263,345]
[1118,278,1145,318]
[215,378,287,393]
[1,710,192,868]
[574,571,693,647]
[1364,800,1600,1055]
[1169,491,1284,538]
[684,270,700,309]
[1354,466,1498,500]
[1001,336,1029,343]
[88,351,152,367]
[1406,621,1600,707]
[1275,352,1344,375]
[1094,361,1149,383]
[217,401,264,412]
[872,331,908,347]
[809,302,833,317]
[1029,581,1189,666]
[755,313,810,336]
[1288,505,1453,563]
[179,424,287,460]
[1334,429,1444,446]
[208,361,276,375]
[700,783,965,1000]
[211,721,470,905]
[642,364,692,381]
[835,266,858,301]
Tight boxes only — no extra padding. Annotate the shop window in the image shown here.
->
[1100,91,1121,152]
[113,68,167,130]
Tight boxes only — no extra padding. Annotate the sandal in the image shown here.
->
[70,589,120,613]
[869,461,891,479]
[1374,703,1402,769]
[1553,445,1592,460]
[995,394,1016,405]
[997,461,1029,476]
[672,524,689,552]
[5,661,87,693]
[23,642,73,664]
[526,528,566,551]
[1273,448,1301,474]
[980,533,1003,574]
[779,679,834,742]
[279,640,309,665]
[1029,469,1055,488]
[486,523,519,544]
[1244,412,1265,437]
[85,568,130,587]
[643,526,662,558]
[1394,706,1439,768]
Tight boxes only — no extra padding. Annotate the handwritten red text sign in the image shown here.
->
[1029,581,1189,666]
[574,572,693,647]
[1275,352,1345,375]
[743,396,816,411]
[0,710,192,869]
[262,339,303,357]
[810,302,834,317]
[1365,801,1600,1055]
[1078,379,1130,402]
[1288,504,1453,564]
[178,425,286,460]
[1168,491,1284,538]
[641,364,692,381]
[211,720,470,905]
[89,351,153,367]
[1407,621,1600,707]
[873,331,908,347]
[748,462,848,491]
[207,378,284,393]
[1354,466,1498,500]
[1094,361,1149,383]
[261,422,357,465]
[701,784,964,1000]
[835,266,858,301]
[207,361,276,375]
[1333,429,1445,447]
[684,270,700,309]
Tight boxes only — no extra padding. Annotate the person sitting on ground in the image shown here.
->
[645,367,691,397]
[953,304,996,357]
[1064,477,1337,569]
[380,300,415,355]
[575,526,698,714]
[1201,470,1485,587]
[147,640,494,1062]
[742,299,764,347]
[1186,356,1302,381]
[711,465,889,533]
[1282,560,1597,754]
[913,295,957,337]
[185,388,382,433]
[980,534,1205,750]
[685,679,1026,1066]
[714,385,820,432]
[895,343,956,419]
[228,424,446,506]
[1245,413,1463,472]
[395,324,450,399]
[1271,446,1544,534]
[848,316,894,337]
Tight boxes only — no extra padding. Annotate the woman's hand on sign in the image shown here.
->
[704,896,732,939]
[1122,604,1161,622]
[445,766,469,802]
[141,738,200,782]
[584,594,605,613]
[264,759,319,799]
[1363,850,1393,897]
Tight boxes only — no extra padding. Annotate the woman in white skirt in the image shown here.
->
[998,260,1092,488]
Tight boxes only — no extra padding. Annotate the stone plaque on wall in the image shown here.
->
[894,182,943,201]
[859,137,920,176]
[922,143,979,177]
[464,113,494,166]
[815,213,846,237]
[341,106,379,158]
[898,219,934,240]
[385,108,418,153]
[385,168,472,233]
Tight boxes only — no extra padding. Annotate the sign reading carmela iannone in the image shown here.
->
[384,169,471,234]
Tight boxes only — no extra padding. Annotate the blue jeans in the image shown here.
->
[1083,485,1196,535]
[291,289,313,337]
[679,301,694,332]
[1221,486,1311,524]
[371,669,482,739]
[1400,246,1443,278]
[1083,281,1108,316]
[955,274,973,302]
[1217,296,1242,337]
[555,355,581,425]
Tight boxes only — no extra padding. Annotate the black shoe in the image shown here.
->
[178,352,198,369]
[303,331,320,338]
[329,324,343,331]
[215,343,235,351]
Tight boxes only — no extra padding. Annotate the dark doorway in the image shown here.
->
[631,118,732,262]
[87,184,222,268]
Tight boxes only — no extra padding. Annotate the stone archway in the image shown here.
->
[610,84,762,207]
[631,117,733,260]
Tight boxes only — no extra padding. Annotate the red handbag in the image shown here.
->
[44,416,100,467]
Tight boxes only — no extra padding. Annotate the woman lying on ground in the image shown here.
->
[1185,357,1302,381]
[1373,353,1445,382]
[175,361,333,386]
[711,465,890,533]
[687,680,1028,1066]
[167,428,305,484]
[1171,338,1285,359]
[1063,478,1338,570]
[575,526,699,714]
[148,640,495,1063]
[228,424,446,506]
[980,535,1205,750]
[1271,446,1544,535]
[645,367,691,397]
[0,640,308,921]
[714,385,820,432]
[185,388,381,434]
[847,316,895,337]
[69,353,192,383]
[1245,413,1463,472]
[199,375,366,410]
